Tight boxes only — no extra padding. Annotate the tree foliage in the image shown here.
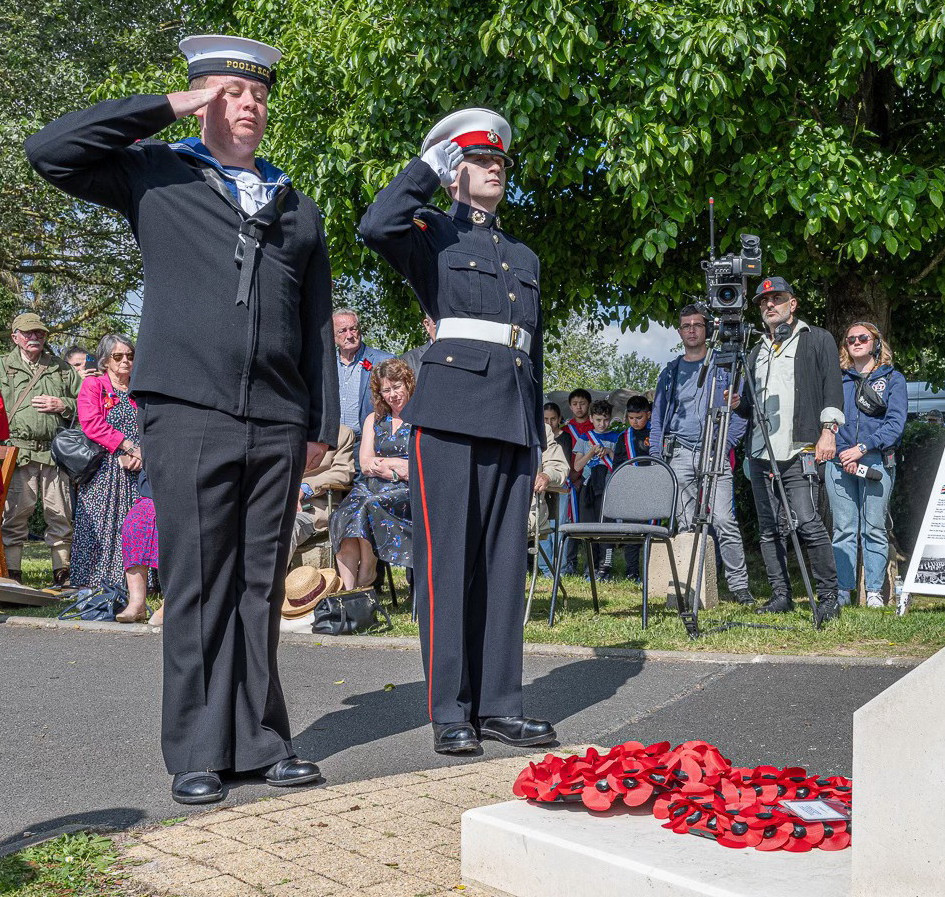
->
[1,0,183,344]
[25,0,945,380]
[191,0,945,377]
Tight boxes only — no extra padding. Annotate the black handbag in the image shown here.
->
[51,428,106,484]
[58,585,129,622]
[311,588,392,635]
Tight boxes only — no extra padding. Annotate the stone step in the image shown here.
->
[461,800,850,897]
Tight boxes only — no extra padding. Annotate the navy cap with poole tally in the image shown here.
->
[754,276,795,300]
[179,34,282,88]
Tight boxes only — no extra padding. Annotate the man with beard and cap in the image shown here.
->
[360,109,555,754]
[26,34,339,804]
[733,276,844,625]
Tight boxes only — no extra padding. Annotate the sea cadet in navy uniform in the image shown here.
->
[26,36,339,803]
[360,109,555,753]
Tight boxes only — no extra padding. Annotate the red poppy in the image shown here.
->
[361,358,373,371]
[512,740,853,853]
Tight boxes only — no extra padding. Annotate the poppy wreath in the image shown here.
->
[513,740,852,852]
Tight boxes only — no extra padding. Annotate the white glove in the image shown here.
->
[421,139,464,187]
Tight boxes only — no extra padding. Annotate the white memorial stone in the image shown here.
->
[462,800,850,897]
[851,644,945,896]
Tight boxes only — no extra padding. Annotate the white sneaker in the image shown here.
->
[837,590,852,607]
[866,591,884,608]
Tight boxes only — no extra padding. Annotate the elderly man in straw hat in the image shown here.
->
[360,109,555,754]
[26,34,339,804]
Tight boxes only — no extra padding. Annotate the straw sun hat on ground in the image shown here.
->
[281,566,342,618]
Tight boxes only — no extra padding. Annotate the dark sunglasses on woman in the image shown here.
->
[845,334,872,345]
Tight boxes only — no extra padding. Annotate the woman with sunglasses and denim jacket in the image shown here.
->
[825,322,907,608]
[72,334,151,618]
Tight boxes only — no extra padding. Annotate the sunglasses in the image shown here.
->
[845,334,873,346]
[110,351,135,361]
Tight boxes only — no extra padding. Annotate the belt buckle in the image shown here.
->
[509,324,520,349]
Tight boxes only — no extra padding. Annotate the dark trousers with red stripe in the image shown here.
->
[410,426,535,724]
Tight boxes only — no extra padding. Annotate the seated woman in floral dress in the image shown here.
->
[330,358,414,590]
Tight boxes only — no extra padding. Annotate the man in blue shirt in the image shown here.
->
[651,305,753,605]
[333,308,393,451]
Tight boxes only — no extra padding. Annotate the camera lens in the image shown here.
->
[717,285,740,305]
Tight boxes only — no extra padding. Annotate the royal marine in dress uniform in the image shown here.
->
[360,109,555,753]
[27,35,339,804]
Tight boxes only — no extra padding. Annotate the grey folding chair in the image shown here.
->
[548,457,684,629]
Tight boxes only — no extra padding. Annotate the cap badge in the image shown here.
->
[487,130,500,145]
[471,210,487,225]
[762,279,772,291]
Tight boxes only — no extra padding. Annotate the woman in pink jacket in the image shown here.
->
[73,334,147,619]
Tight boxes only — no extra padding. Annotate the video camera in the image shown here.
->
[698,199,762,345]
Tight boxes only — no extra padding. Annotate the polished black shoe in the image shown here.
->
[171,770,224,805]
[477,716,556,747]
[432,722,480,754]
[814,594,841,625]
[264,756,322,787]
[756,593,794,614]
[728,588,755,605]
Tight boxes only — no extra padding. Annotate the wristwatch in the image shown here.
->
[821,422,839,434]
[857,442,868,454]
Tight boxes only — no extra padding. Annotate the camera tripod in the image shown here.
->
[677,328,822,639]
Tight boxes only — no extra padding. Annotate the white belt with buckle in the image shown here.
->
[435,318,532,353]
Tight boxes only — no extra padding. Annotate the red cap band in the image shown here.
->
[453,130,505,152]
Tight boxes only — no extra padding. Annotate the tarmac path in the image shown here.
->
[0,621,910,853]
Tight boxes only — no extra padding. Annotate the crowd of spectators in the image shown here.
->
[0,286,913,620]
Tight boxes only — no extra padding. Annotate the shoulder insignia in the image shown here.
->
[412,217,428,231]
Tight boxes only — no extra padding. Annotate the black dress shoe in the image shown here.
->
[171,771,224,805]
[265,756,322,787]
[756,593,794,614]
[432,722,479,754]
[477,716,556,747]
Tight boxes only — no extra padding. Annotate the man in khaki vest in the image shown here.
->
[0,313,81,584]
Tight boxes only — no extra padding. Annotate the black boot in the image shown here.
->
[756,592,794,614]
[6,569,21,583]
[52,567,70,588]
[727,588,755,605]
[814,593,841,625]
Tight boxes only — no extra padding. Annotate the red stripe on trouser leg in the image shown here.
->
[414,428,436,720]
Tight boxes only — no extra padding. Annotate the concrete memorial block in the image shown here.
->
[649,531,719,610]
[461,800,850,897]
[852,644,945,896]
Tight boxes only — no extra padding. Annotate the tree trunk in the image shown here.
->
[824,274,892,344]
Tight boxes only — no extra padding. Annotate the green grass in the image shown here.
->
[377,560,945,659]
[0,833,131,896]
[2,542,161,619]
[9,544,944,658]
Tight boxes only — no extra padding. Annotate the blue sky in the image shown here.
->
[603,321,679,364]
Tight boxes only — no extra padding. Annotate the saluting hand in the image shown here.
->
[166,85,225,120]
[421,139,464,187]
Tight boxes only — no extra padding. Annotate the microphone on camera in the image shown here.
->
[853,464,882,481]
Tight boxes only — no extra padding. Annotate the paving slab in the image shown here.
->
[120,752,562,897]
